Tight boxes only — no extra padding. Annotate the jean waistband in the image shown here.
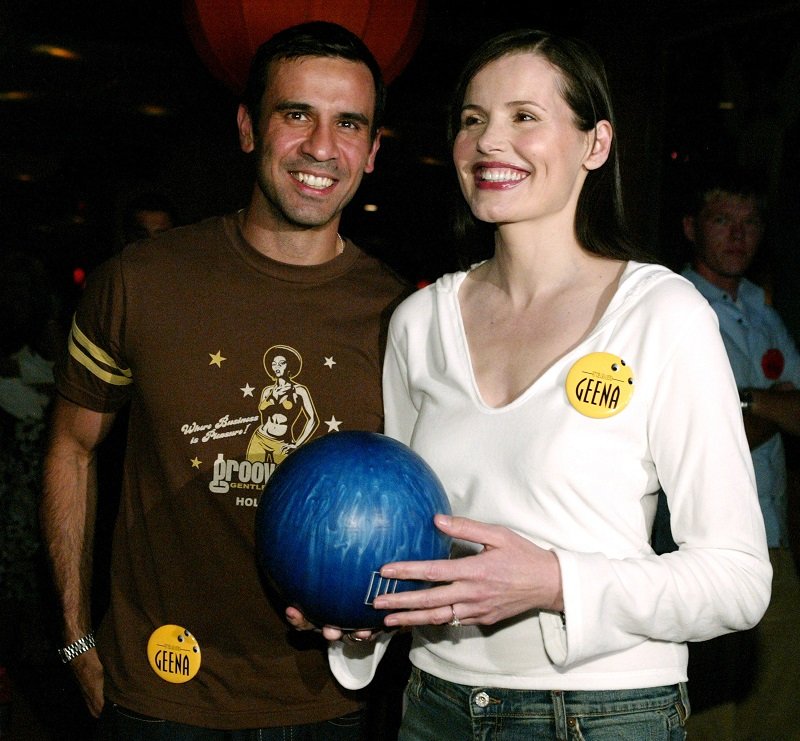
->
[412,667,690,717]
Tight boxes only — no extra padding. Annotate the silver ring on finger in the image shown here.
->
[448,605,462,628]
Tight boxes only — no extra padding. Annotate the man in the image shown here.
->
[41,21,409,739]
[680,168,800,740]
[121,191,179,244]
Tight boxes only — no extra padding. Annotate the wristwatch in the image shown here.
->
[57,632,96,664]
[739,389,754,413]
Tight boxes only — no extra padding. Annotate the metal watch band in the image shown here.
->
[57,632,96,664]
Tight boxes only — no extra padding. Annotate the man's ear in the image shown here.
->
[237,104,255,154]
[584,120,612,171]
[363,129,382,175]
[682,215,697,243]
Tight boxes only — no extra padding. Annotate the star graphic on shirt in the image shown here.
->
[209,350,226,368]
[323,356,336,369]
[190,457,201,469]
[325,416,342,432]
[240,383,255,397]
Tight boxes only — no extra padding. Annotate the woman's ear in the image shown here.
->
[584,120,613,171]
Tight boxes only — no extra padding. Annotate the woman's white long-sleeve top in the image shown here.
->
[369,260,770,692]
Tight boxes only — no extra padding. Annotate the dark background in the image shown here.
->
[1,2,799,737]
[2,0,799,334]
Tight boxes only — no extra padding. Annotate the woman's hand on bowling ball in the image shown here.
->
[285,606,378,643]
[372,514,564,627]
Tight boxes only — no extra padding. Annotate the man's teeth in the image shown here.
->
[294,172,334,189]
[479,168,525,182]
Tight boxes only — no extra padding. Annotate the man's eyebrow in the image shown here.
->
[274,100,312,113]
[339,111,371,126]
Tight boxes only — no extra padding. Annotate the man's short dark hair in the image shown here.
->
[683,166,767,219]
[242,21,386,140]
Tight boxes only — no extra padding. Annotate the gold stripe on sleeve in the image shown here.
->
[68,317,133,386]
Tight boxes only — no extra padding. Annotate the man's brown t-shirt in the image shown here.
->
[56,214,409,729]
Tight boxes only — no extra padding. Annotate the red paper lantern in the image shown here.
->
[183,0,427,93]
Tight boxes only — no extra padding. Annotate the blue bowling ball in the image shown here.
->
[255,431,452,630]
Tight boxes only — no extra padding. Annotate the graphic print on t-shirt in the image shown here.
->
[246,345,320,465]
[203,343,342,504]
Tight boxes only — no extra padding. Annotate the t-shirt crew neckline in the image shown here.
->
[223,212,359,284]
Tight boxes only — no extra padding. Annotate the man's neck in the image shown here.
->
[239,204,342,265]
[693,262,742,300]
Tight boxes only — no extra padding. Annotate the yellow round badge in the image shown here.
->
[565,352,634,418]
[147,625,201,683]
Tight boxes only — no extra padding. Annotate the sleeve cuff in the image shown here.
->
[328,632,394,690]
[540,610,568,665]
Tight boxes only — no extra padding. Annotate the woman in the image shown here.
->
[315,28,771,739]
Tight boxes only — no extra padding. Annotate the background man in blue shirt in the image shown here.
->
[681,167,800,740]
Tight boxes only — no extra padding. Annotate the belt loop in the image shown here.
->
[675,682,691,723]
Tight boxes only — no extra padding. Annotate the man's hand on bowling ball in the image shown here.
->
[285,605,317,631]
[285,606,378,643]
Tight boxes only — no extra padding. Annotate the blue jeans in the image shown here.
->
[399,667,689,741]
[96,703,366,740]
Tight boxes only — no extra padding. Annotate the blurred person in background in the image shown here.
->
[680,166,800,740]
